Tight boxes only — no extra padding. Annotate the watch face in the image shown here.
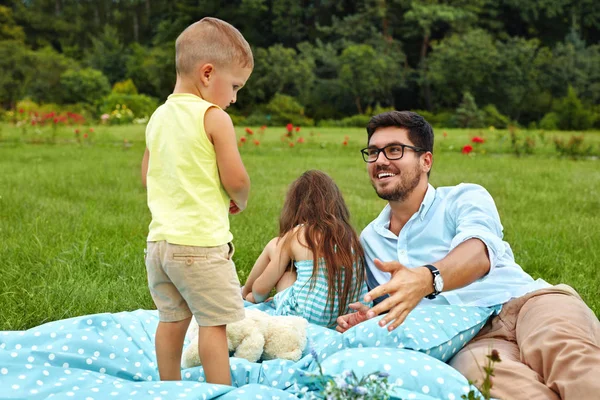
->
[434,275,444,292]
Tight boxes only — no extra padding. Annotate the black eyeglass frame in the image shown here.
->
[360,143,427,163]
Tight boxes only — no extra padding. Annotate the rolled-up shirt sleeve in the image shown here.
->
[447,183,506,271]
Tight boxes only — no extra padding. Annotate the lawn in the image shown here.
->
[1,123,599,330]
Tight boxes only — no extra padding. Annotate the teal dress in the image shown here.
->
[272,259,369,328]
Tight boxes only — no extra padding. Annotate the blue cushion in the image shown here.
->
[300,347,480,400]
[342,304,499,361]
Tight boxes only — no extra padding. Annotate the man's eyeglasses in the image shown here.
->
[360,144,426,163]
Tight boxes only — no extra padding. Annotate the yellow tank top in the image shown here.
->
[146,93,232,246]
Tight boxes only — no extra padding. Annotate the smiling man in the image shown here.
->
[336,111,600,399]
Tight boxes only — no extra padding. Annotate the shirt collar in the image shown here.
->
[372,184,437,237]
[418,183,436,221]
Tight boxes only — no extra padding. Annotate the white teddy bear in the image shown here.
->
[181,308,308,369]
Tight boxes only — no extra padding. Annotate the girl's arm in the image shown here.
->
[243,238,278,299]
[252,234,294,303]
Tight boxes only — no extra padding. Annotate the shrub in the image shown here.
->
[539,112,559,130]
[483,104,511,129]
[265,94,314,126]
[553,135,594,159]
[112,79,138,95]
[60,68,111,105]
[453,92,485,128]
[317,114,371,128]
[97,93,158,119]
[553,86,595,130]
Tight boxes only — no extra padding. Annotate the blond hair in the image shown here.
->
[175,17,254,76]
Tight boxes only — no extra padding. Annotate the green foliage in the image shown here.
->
[539,112,559,130]
[483,105,511,129]
[85,26,128,84]
[245,44,316,108]
[453,92,485,128]
[112,79,138,95]
[338,44,400,114]
[508,127,537,156]
[0,5,25,42]
[318,114,371,128]
[428,30,498,109]
[28,47,76,105]
[412,110,455,127]
[60,68,111,105]
[553,135,594,159]
[264,94,314,126]
[97,93,158,119]
[0,40,34,109]
[553,86,595,131]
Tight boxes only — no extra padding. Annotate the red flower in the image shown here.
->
[74,129,80,134]
[342,141,348,146]
[89,128,94,133]
[462,145,473,154]
[295,126,300,132]
[289,142,295,148]
[53,117,58,124]
[297,137,305,143]
[19,109,24,114]
[253,140,260,146]
[245,127,254,135]
[240,136,247,143]
[472,136,485,144]
[286,123,293,133]
[443,131,448,137]
[84,133,89,139]
[260,125,267,130]
[31,121,36,126]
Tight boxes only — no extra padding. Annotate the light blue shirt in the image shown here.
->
[360,183,550,308]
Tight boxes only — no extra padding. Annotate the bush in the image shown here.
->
[60,68,111,105]
[265,94,314,126]
[483,104,511,129]
[453,92,485,128]
[553,86,595,130]
[539,112,559,130]
[97,93,158,119]
[318,114,371,128]
[112,79,138,95]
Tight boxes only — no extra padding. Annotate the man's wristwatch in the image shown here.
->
[423,264,444,299]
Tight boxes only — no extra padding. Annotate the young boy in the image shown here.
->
[141,17,253,385]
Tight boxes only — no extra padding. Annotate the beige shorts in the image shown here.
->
[145,241,245,326]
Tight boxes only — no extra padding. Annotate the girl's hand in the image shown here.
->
[335,302,370,333]
[229,200,242,214]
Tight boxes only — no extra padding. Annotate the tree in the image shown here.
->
[427,29,498,110]
[0,40,33,109]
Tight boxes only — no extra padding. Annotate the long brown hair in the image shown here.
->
[279,170,366,325]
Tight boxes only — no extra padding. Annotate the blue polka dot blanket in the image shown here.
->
[0,302,499,399]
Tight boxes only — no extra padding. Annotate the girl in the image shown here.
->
[241,170,369,328]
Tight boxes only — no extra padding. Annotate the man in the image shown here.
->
[336,111,600,399]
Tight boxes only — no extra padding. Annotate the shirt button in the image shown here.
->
[186,258,194,266]
[399,250,406,255]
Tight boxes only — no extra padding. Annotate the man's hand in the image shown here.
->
[363,259,432,331]
[229,200,242,214]
[335,302,370,333]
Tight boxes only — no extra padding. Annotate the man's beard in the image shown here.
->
[372,165,422,202]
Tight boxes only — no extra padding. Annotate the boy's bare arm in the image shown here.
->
[205,107,250,210]
[141,147,149,188]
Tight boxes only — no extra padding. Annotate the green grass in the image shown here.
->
[1,123,599,330]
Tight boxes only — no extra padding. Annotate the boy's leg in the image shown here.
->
[155,317,192,380]
[198,325,231,385]
[146,241,194,381]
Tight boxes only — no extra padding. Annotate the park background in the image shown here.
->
[0,0,599,331]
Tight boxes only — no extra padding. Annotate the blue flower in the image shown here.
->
[353,386,369,395]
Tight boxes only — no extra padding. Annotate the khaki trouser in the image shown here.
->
[449,284,600,400]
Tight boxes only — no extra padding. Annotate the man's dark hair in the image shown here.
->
[366,111,434,153]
